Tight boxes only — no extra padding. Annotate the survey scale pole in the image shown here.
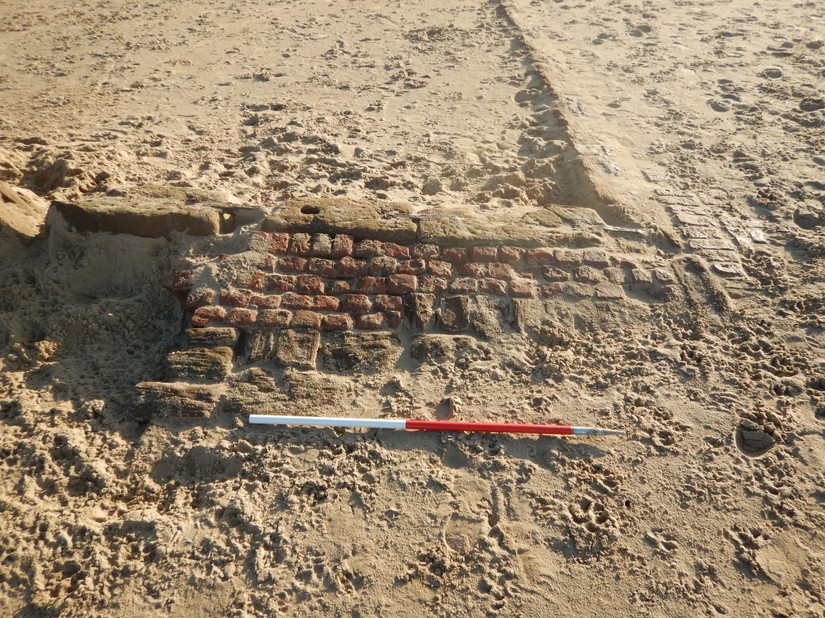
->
[248,415,623,436]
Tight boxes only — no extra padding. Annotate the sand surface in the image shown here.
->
[1,0,824,616]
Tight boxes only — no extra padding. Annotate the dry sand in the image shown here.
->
[0,0,824,616]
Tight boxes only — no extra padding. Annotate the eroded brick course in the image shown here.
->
[258,309,292,328]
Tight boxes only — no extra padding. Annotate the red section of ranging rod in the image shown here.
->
[405,420,574,435]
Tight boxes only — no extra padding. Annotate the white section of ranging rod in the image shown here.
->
[248,415,407,430]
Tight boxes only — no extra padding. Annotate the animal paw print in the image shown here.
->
[644,528,680,553]
[566,496,617,554]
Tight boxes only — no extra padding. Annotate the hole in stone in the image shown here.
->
[300,205,321,215]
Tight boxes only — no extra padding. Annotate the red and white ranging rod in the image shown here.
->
[248,415,624,436]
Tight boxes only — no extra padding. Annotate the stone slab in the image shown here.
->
[134,381,221,419]
[167,346,234,381]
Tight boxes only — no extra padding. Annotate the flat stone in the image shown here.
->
[134,381,221,419]
[247,330,279,363]
[52,185,223,238]
[185,327,240,348]
[321,332,402,372]
[594,283,625,300]
[275,329,320,369]
[167,346,234,381]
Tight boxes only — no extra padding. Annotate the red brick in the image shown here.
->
[441,247,468,264]
[192,306,226,327]
[368,256,398,276]
[172,270,193,296]
[539,283,564,298]
[257,309,292,328]
[345,294,373,313]
[278,256,308,273]
[313,295,340,311]
[449,278,478,293]
[479,279,507,296]
[250,294,281,309]
[487,263,516,281]
[226,308,257,326]
[355,276,386,294]
[428,260,452,277]
[458,263,488,278]
[185,288,215,310]
[508,280,536,298]
[267,275,296,292]
[331,234,354,258]
[309,233,333,257]
[356,312,385,330]
[386,274,417,294]
[322,314,354,331]
[525,248,555,267]
[328,280,352,294]
[220,289,252,307]
[384,311,402,328]
[241,272,266,291]
[353,239,384,258]
[397,258,426,275]
[418,275,448,293]
[374,295,403,312]
[296,275,325,295]
[281,293,313,309]
[412,243,440,259]
[498,246,525,263]
[336,256,367,278]
[307,258,336,277]
[290,233,311,255]
[292,310,322,329]
[254,231,289,254]
[470,246,497,262]
[383,242,410,259]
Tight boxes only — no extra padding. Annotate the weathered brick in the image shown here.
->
[406,293,436,331]
[278,256,308,273]
[479,279,507,296]
[241,272,266,291]
[594,284,625,300]
[397,258,426,275]
[336,256,367,278]
[383,242,410,259]
[345,294,373,313]
[439,296,470,332]
[220,289,252,307]
[290,233,312,255]
[322,313,354,331]
[267,274,296,292]
[603,267,628,285]
[441,247,467,264]
[355,276,386,294]
[487,263,516,281]
[313,295,341,311]
[470,246,497,262]
[275,329,320,368]
[458,263,488,278]
[192,306,226,327]
[307,257,336,277]
[368,256,398,276]
[583,249,610,268]
[254,231,289,254]
[573,266,603,283]
[374,294,403,312]
[554,249,582,267]
[292,310,322,329]
[542,267,569,282]
[629,268,653,292]
[386,274,417,294]
[525,248,555,267]
[508,280,536,298]
[257,309,292,328]
[281,292,314,309]
[310,233,333,257]
[428,260,452,277]
[498,246,525,263]
[258,254,277,273]
[250,294,281,309]
[449,278,478,293]
[185,327,240,348]
[331,234,354,257]
[296,274,325,295]
[172,270,193,297]
[418,275,448,293]
[539,283,564,298]
[353,239,385,258]
[329,280,352,294]
[412,243,440,259]
[185,287,216,310]
[226,308,257,326]
[384,311,402,329]
[355,312,385,330]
